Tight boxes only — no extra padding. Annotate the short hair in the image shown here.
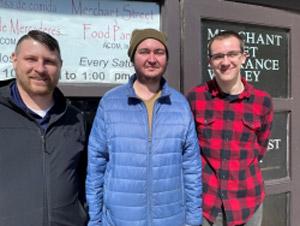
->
[15,30,61,60]
[208,30,244,57]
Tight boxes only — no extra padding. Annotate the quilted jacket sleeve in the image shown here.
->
[182,111,202,226]
[86,101,108,226]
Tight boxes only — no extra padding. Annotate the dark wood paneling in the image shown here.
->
[227,0,300,13]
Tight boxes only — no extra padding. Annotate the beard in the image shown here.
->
[134,66,166,85]
[16,72,59,97]
[139,73,162,83]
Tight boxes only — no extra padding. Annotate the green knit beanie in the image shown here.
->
[127,28,169,61]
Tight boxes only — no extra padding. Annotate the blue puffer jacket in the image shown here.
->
[86,75,202,226]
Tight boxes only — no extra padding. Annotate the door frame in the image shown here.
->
[181,0,300,225]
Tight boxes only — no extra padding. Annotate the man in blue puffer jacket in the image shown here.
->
[86,28,202,226]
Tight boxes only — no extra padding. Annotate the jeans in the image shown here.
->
[202,204,263,226]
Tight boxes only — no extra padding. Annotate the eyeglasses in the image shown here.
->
[210,51,242,61]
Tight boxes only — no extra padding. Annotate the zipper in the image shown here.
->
[148,134,152,226]
[143,99,152,226]
[41,130,50,226]
[147,97,159,226]
[140,94,162,226]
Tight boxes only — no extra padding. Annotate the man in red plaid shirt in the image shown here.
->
[187,31,273,226]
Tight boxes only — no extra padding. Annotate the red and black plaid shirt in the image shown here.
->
[187,78,273,226]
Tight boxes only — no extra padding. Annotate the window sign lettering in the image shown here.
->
[0,0,160,84]
[201,20,289,98]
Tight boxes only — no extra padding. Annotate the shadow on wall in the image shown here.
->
[67,97,101,135]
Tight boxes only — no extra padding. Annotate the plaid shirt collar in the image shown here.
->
[207,77,252,100]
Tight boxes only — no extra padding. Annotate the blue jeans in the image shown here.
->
[202,204,263,226]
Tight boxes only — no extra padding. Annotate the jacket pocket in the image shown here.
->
[51,199,88,225]
[242,118,261,131]
[195,118,216,138]
[103,205,114,226]
[103,167,112,205]
[240,118,262,151]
